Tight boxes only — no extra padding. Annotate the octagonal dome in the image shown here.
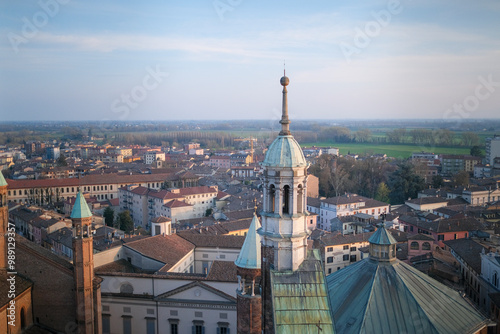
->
[262,135,307,168]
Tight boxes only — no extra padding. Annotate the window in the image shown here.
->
[350,255,357,262]
[170,310,178,316]
[343,255,349,261]
[410,242,419,250]
[438,235,444,241]
[122,317,132,334]
[422,242,431,251]
[327,247,333,252]
[169,319,179,334]
[219,254,226,259]
[217,322,230,334]
[327,257,333,263]
[146,318,155,334]
[328,268,332,274]
[202,254,208,258]
[120,283,134,294]
[343,245,348,250]
[283,185,290,214]
[195,311,203,318]
[102,315,110,334]
[410,226,414,232]
[350,247,356,252]
[454,234,457,240]
[192,321,205,334]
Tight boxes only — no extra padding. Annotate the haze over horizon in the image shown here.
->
[1,0,499,122]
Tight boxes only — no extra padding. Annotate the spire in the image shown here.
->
[235,214,262,269]
[70,191,92,219]
[279,69,291,136]
[0,171,7,187]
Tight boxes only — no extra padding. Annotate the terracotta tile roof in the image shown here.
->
[321,194,369,206]
[206,260,238,282]
[176,186,217,196]
[223,208,255,221]
[124,234,195,271]
[177,233,245,248]
[307,197,322,208]
[164,199,191,208]
[319,232,374,246]
[444,239,487,274]
[217,191,231,200]
[6,173,180,189]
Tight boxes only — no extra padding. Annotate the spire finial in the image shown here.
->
[284,59,286,76]
[254,198,258,214]
[279,68,290,135]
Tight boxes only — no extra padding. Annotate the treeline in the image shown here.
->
[309,155,426,204]
[111,131,236,149]
[305,125,482,147]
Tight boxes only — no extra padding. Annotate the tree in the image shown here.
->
[57,154,67,166]
[470,146,483,157]
[432,175,445,188]
[453,171,470,187]
[387,162,425,204]
[117,211,134,234]
[374,182,390,203]
[103,207,115,227]
[461,132,480,147]
[205,208,213,217]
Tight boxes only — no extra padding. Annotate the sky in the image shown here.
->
[1,0,499,122]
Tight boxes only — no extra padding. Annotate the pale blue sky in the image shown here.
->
[1,0,499,121]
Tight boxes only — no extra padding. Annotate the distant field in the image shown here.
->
[300,142,473,159]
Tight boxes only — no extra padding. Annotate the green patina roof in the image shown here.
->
[70,192,92,219]
[262,135,307,168]
[326,257,489,334]
[235,214,262,269]
[271,249,335,334]
[368,224,397,245]
[0,171,7,187]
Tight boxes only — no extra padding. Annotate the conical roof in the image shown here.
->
[0,171,7,187]
[326,255,488,334]
[235,214,261,269]
[70,192,92,219]
[368,224,397,245]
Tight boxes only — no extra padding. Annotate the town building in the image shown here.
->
[441,154,482,175]
[486,135,500,166]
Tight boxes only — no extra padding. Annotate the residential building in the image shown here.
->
[444,239,488,309]
[144,151,165,165]
[46,146,60,160]
[400,215,482,248]
[486,135,500,166]
[319,194,389,231]
[208,155,231,169]
[447,185,500,205]
[441,154,482,175]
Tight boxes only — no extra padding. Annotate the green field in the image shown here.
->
[300,142,473,159]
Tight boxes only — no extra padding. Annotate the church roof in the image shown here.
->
[326,257,488,334]
[261,135,307,168]
[234,214,261,269]
[271,249,335,334]
[0,171,7,187]
[70,192,92,219]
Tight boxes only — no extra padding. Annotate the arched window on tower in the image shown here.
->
[297,184,304,213]
[269,185,276,213]
[283,185,290,214]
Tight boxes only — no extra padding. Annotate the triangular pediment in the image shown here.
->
[155,281,236,303]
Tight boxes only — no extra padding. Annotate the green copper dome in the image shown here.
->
[261,135,307,168]
[70,192,92,219]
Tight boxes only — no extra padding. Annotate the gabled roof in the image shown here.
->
[124,234,195,271]
[164,199,191,208]
[444,239,487,274]
[70,192,92,219]
[155,280,236,303]
[235,214,261,269]
[327,258,488,334]
[177,233,245,249]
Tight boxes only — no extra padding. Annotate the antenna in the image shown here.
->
[283,59,286,76]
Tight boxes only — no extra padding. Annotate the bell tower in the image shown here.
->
[71,191,95,334]
[258,72,310,332]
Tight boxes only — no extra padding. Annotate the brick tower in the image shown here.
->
[71,191,96,334]
[258,72,310,332]
[0,171,8,271]
[235,212,262,334]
